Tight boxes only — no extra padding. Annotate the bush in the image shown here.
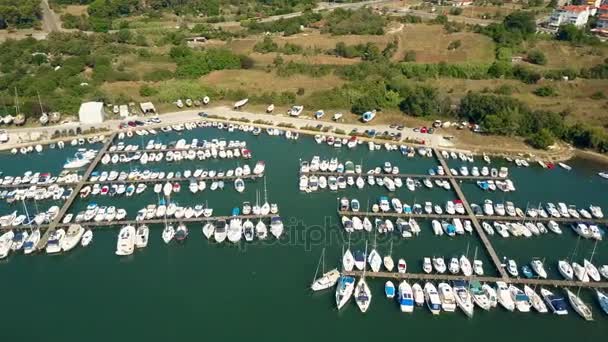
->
[399,86,449,117]
[527,50,547,65]
[322,8,386,35]
[253,36,278,53]
[139,84,158,97]
[448,40,462,50]
[296,87,305,96]
[533,86,557,97]
[449,7,463,15]
[403,50,416,62]
[240,55,255,69]
[527,128,555,149]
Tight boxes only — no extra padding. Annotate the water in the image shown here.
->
[1,127,608,340]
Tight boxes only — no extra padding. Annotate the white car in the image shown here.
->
[0,130,8,143]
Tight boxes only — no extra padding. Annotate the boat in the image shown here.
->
[412,283,424,307]
[162,224,175,244]
[61,224,84,252]
[202,222,215,239]
[495,281,515,311]
[115,225,136,256]
[385,281,396,298]
[558,260,574,280]
[355,243,372,313]
[343,248,355,271]
[424,282,442,315]
[506,259,518,277]
[509,285,531,312]
[135,225,149,248]
[81,229,93,247]
[214,219,227,243]
[234,178,245,193]
[361,110,376,123]
[470,280,492,311]
[311,268,340,292]
[367,248,382,273]
[234,98,248,109]
[227,219,242,243]
[530,258,548,279]
[397,281,414,313]
[288,105,304,116]
[23,230,41,254]
[398,258,407,273]
[335,276,356,310]
[585,259,601,282]
[596,290,608,315]
[0,231,15,259]
[270,216,283,239]
[453,280,474,318]
[540,288,568,315]
[45,229,65,254]
[524,285,548,313]
[566,289,593,320]
[266,104,274,113]
[383,245,394,272]
[437,282,457,312]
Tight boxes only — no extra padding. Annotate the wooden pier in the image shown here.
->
[105,146,249,154]
[82,173,264,185]
[434,148,510,280]
[337,211,608,225]
[35,133,118,250]
[343,270,608,289]
[300,171,506,181]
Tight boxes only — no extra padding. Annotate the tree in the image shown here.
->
[527,128,555,149]
[503,11,536,37]
[527,50,547,65]
[399,86,448,117]
[533,86,557,97]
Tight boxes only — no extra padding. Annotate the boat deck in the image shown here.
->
[300,171,505,181]
[343,270,608,289]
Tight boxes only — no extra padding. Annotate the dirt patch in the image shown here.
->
[63,5,88,16]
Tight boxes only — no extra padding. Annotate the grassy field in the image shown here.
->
[520,40,607,70]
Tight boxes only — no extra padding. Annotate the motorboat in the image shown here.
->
[437,282,457,312]
[397,281,414,313]
[61,224,84,252]
[397,258,407,273]
[162,224,175,244]
[530,258,548,279]
[0,231,15,259]
[135,225,149,248]
[270,216,283,239]
[202,222,215,239]
[81,229,93,247]
[45,229,65,254]
[506,259,518,277]
[412,283,424,307]
[424,282,442,315]
[453,280,474,318]
[470,280,492,311]
[524,285,548,313]
[23,229,41,254]
[214,220,227,243]
[495,281,515,312]
[540,288,568,315]
[432,257,446,274]
[385,281,396,298]
[115,225,136,256]
[509,285,531,312]
[558,260,574,280]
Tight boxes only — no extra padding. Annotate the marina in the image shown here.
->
[1,117,608,341]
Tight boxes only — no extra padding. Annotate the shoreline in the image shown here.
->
[0,105,603,166]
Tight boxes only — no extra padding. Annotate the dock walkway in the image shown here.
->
[300,171,505,181]
[434,148,509,280]
[35,133,117,250]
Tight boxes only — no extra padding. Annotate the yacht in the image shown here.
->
[506,259,518,277]
[0,231,15,259]
[530,258,548,279]
[540,288,568,315]
[424,282,442,315]
[227,218,242,243]
[566,289,593,320]
[460,255,472,276]
[596,290,608,315]
[335,276,356,310]
[412,283,424,307]
[573,262,590,282]
[61,224,84,252]
[367,248,382,272]
[115,225,136,256]
[343,249,355,271]
[470,280,492,311]
[584,259,601,282]
[437,282,457,312]
[45,229,65,254]
[397,281,414,313]
[270,216,284,239]
[23,229,41,255]
[214,219,227,243]
[558,260,574,280]
[509,285,531,312]
[202,222,215,239]
[495,281,515,311]
[432,257,446,274]
[135,225,149,248]
[524,285,548,313]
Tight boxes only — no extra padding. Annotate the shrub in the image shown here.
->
[139,84,158,97]
[527,50,547,65]
[527,128,555,149]
[448,40,462,50]
[533,86,557,97]
[403,50,416,62]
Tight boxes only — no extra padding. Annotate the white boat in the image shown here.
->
[438,282,457,312]
[453,280,474,317]
[227,218,242,243]
[270,216,283,239]
[398,281,415,313]
[424,282,442,315]
[162,224,175,244]
[354,277,372,313]
[509,285,531,312]
[115,225,136,256]
[135,225,149,248]
[573,262,590,282]
[288,105,304,116]
[335,275,355,310]
[530,258,548,279]
[367,248,382,272]
[558,260,574,280]
[585,259,601,282]
[524,285,548,313]
[266,104,274,113]
[60,224,84,252]
[312,269,340,292]
[81,229,93,247]
[495,281,515,312]
[566,289,593,320]
[23,229,41,254]
[459,255,472,276]
[0,231,15,259]
[234,98,248,109]
[214,220,227,243]
[202,222,215,239]
[45,229,65,254]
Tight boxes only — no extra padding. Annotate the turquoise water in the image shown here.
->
[1,127,608,341]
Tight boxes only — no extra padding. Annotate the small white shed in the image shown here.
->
[78,102,105,124]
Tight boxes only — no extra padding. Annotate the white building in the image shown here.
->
[78,102,105,124]
[549,5,592,29]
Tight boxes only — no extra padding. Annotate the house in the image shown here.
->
[586,0,602,8]
[598,4,608,16]
[78,102,105,124]
[548,5,592,29]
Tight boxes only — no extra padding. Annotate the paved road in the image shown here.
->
[0,105,450,151]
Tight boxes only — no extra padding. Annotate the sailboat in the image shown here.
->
[596,290,608,315]
[343,237,355,271]
[354,241,372,313]
[335,275,356,310]
[311,248,340,291]
[383,241,395,271]
[566,289,593,320]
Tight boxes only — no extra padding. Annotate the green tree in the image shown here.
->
[527,128,555,149]
[527,50,547,65]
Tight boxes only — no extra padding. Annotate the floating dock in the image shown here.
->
[300,171,505,181]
